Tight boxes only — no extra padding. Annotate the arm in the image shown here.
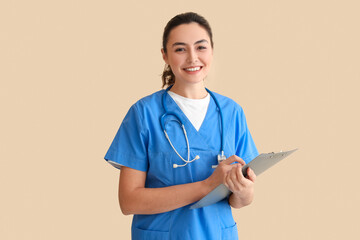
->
[118,156,239,215]
[119,167,212,215]
[225,162,257,209]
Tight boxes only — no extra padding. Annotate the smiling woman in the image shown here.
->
[161,23,213,99]
[104,12,259,240]
[161,13,214,90]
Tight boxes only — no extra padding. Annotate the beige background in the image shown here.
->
[1,0,359,239]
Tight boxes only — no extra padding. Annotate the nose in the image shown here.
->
[187,48,198,64]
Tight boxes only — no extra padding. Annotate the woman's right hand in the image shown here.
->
[205,155,245,188]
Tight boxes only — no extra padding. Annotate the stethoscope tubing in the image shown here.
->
[160,85,225,154]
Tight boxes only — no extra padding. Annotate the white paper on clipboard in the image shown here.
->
[190,148,298,209]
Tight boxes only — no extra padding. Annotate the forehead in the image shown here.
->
[167,23,211,46]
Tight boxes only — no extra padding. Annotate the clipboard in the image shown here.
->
[190,148,298,209]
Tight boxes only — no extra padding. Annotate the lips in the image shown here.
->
[183,66,202,72]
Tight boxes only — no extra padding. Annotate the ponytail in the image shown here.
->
[161,64,175,88]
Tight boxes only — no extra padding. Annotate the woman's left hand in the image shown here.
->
[224,161,257,208]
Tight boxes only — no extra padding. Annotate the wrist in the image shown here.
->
[202,177,218,194]
[230,191,254,207]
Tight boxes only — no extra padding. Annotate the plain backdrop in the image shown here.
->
[1,0,359,239]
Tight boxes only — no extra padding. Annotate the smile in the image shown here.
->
[184,66,202,72]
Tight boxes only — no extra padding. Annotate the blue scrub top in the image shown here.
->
[104,89,258,240]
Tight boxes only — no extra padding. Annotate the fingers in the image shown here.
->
[237,158,246,166]
[246,168,257,182]
[221,155,238,165]
[224,171,231,189]
[217,155,249,188]
[225,165,256,188]
[236,164,245,181]
[224,164,256,206]
[224,165,239,189]
[221,155,246,166]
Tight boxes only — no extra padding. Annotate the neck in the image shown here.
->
[170,82,208,99]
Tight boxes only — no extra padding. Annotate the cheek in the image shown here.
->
[168,55,184,69]
[201,52,213,65]
[203,57,213,70]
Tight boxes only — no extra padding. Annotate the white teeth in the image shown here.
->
[185,67,201,72]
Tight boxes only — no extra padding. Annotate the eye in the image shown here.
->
[197,46,207,50]
[175,48,185,52]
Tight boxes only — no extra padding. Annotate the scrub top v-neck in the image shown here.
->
[167,90,210,132]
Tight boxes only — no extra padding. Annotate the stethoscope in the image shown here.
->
[160,85,227,168]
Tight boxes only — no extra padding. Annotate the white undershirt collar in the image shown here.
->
[168,91,210,131]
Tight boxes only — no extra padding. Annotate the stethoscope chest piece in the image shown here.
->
[212,152,227,168]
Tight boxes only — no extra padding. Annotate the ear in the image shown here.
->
[161,48,169,64]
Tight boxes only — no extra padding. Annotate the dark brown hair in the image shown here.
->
[161,12,214,88]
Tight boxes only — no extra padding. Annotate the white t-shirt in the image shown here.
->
[168,91,210,131]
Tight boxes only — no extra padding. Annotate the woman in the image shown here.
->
[104,12,258,240]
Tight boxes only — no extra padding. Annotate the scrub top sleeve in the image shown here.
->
[104,104,149,172]
[235,106,259,164]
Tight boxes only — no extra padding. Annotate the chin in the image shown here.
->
[184,79,205,85]
[183,75,207,84]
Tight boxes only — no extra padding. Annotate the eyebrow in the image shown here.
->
[171,39,209,48]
